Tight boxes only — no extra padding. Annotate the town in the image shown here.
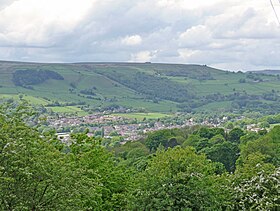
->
[43,112,265,144]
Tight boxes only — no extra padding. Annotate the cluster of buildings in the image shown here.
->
[48,113,264,144]
[48,113,197,143]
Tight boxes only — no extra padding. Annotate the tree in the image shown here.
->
[225,122,234,129]
[238,126,280,167]
[145,129,172,151]
[128,147,232,210]
[260,121,270,128]
[0,105,130,210]
[228,128,245,143]
[233,167,280,210]
[201,141,239,172]
[69,133,130,209]
[0,106,81,210]
[196,127,225,139]
[183,134,210,151]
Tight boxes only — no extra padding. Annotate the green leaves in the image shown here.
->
[239,126,280,168]
[234,168,280,210]
[1,105,279,210]
[128,147,232,210]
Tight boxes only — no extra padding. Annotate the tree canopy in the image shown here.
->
[0,105,279,210]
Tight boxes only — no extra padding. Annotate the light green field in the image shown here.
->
[0,94,18,100]
[195,101,232,112]
[112,112,171,120]
[22,95,50,105]
[0,94,50,105]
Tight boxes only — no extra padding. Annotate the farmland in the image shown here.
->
[0,61,280,114]
[111,112,171,120]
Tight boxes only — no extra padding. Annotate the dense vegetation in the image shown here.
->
[12,69,64,87]
[1,105,279,210]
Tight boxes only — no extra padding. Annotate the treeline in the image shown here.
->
[12,69,64,87]
[150,63,217,80]
[264,114,280,124]
[163,68,214,80]
[0,106,279,210]
[80,86,97,96]
[178,91,280,114]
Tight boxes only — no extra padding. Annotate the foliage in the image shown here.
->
[183,127,240,172]
[12,69,64,87]
[0,106,130,210]
[69,133,129,209]
[128,147,232,210]
[238,126,280,167]
[201,140,239,172]
[145,128,186,152]
[233,168,280,210]
[0,104,280,210]
[228,127,245,143]
[0,106,79,210]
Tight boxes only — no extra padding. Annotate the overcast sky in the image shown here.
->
[0,0,280,71]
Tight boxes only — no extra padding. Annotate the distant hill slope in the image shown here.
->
[0,61,280,114]
[250,70,280,75]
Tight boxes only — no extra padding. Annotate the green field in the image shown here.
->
[112,112,171,120]
[1,61,280,114]
[0,94,50,105]
[195,101,232,112]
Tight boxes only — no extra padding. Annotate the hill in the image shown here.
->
[0,61,280,114]
[250,70,280,75]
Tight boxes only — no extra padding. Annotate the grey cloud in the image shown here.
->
[0,0,16,10]
[0,0,279,70]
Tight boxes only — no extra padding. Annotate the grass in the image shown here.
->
[112,112,171,120]
[195,101,232,112]
[0,94,52,105]
[0,94,19,100]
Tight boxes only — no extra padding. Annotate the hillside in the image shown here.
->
[0,61,280,114]
[251,70,280,75]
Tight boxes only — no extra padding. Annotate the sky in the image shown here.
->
[0,0,280,71]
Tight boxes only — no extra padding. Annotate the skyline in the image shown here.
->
[0,0,280,71]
